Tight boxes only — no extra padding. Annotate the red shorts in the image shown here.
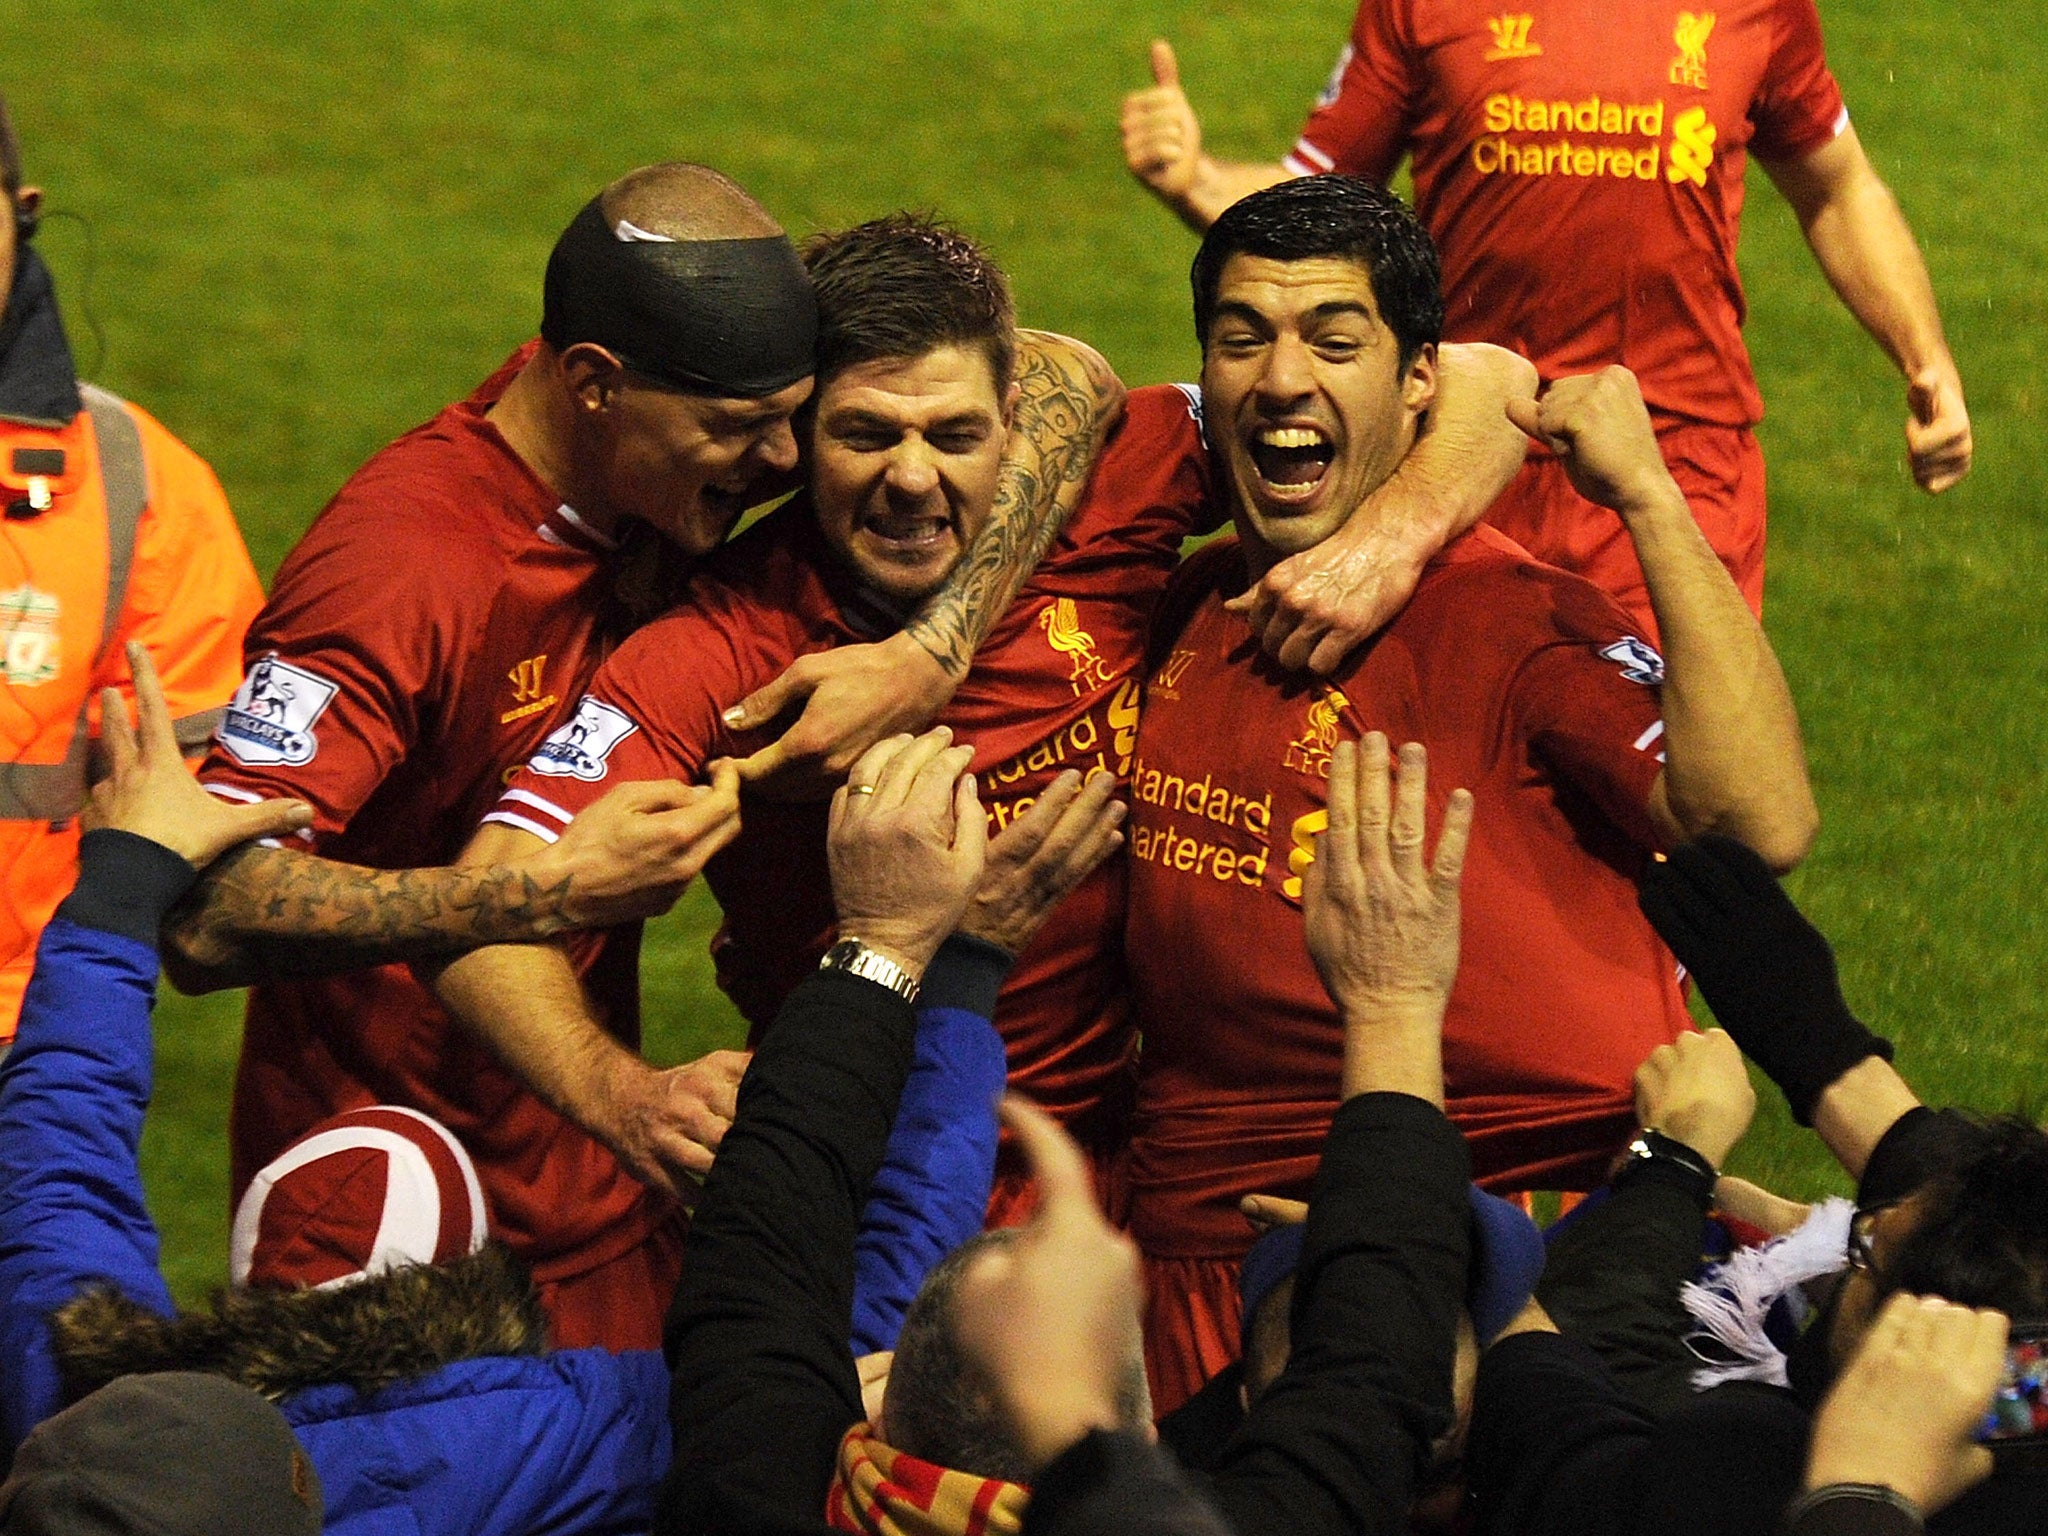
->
[1485,421,1766,642]
[1142,1254,1245,1418]
[533,1206,686,1351]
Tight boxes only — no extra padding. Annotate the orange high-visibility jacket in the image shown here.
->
[0,387,263,1035]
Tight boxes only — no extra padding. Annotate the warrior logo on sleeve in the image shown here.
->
[216,656,339,767]
[529,696,639,782]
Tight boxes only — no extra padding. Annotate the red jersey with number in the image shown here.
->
[1124,528,1689,1260]
[197,345,664,1284]
[1286,0,1846,426]
[488,385,1213,1149]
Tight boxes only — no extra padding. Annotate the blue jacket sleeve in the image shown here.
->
[849,936,1011,1357]
[0,830,194,1452]
[0,927,177,1450]
[286,1348,673,1536]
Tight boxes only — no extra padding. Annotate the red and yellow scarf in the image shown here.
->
[826,1423,1028,1536]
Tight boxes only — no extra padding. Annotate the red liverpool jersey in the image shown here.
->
[1287,0,1846,427]
[488,385,1214,1147]
[1125,527,1690,1261]
[198,345,663,1283]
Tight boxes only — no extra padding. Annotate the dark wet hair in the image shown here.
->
[1191,174,1442,372]
[802,213,1016,393]
[1882,1115,2048,1322]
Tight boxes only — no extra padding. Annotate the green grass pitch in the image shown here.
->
[5,1,2042,1303]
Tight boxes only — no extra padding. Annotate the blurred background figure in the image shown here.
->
[1121,1,1973,636]
[0,90,262,1046]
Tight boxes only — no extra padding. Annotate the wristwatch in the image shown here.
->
[818,938,921,1004]
[1616,1126,1719,1202]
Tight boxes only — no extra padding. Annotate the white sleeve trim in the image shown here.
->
[1831,105,1850,137]
[480,810,562,845]
[496,787,575,827]
[201,783,269,805]
[1287,138,1336,174]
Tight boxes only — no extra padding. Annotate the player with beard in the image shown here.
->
[1120,4,1973,638]
[175,167,1121,1353]
[428,213,1532,1221]
[1121,175,1818,1411]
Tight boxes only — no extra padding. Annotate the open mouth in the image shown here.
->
[862,511,954,553]
[1248,425,1336,497]
[701,484,746,515]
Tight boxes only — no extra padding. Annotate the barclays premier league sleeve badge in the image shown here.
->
[1598,636,1666,686]
[216,656,340,767]
[529,695,639,781]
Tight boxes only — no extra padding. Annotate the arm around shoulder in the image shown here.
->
[1232,343,1537,674]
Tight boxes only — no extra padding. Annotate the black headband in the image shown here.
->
[540,196,816,398]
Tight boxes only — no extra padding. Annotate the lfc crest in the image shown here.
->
[0,586,59,687]
[1038,599,1116,698]
[1670,11,1715,89]
[1283,686,1351,779]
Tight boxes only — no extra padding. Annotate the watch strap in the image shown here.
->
[819,938,921,1005]
[1614,1127,1718,1205]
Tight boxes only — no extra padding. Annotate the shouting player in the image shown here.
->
[1122,176,1818,1410]
[173,167,1118,1351]
[1121,4,1971,635]
[429,213,1533,1222]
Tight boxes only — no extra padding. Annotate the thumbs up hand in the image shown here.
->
[1121,39,1204,202]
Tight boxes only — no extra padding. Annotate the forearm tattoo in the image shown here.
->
[903,337,1121,677]
[160,842,574,989]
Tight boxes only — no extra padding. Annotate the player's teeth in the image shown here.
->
[1259,427,1327,448]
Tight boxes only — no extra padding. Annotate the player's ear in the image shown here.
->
[1400,342,1438,416]
[1000,379,1022,431]
[559,342,631,413]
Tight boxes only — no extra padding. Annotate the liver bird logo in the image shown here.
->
[1284,686,1352,778]
[1302,690,1348,753]
[1670,11,1715,88]
[1039,598,1116,697]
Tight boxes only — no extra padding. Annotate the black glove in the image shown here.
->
[1638,835,1891,1125]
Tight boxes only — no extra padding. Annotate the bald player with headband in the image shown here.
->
[174,164,1122,1351]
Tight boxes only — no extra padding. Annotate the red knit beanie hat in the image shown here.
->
[229,1105,488,1290]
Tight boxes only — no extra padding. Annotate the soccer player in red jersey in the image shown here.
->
[167,169,1117,1352]
[430,216,1531,1225]
[1123,176,1819,1411]
[1121,2,1971,638]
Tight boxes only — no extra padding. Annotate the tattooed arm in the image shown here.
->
[160,771,741,993]
[903,330,1125,677]
[725,331,1124,787]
